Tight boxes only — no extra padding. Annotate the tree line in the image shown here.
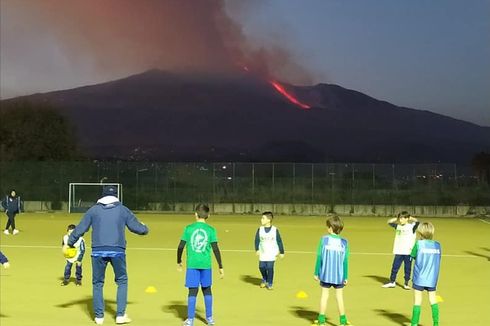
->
[0,100,79,160]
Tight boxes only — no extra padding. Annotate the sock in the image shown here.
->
[318,314,326,324]
[204,295,213,318]
[431,303,439,325]
[187,295,197,319]
[411,305,421,325]
[340,314,347,325]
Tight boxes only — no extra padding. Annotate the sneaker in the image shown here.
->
[60,279,69,286]
[260,282,266,288]
[206,317,215,325]
[266,284,273,290]
[3,230,9,235]
[381,282,396,288]
[94,317,104,325]
[115,314,132,324]
[12,229,19,235]
[75,280,82,286]
[403,284,411,290]
[182,318,194,326]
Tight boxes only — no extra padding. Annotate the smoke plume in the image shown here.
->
[3,0,311,84]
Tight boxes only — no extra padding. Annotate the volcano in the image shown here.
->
[3,69,490,162]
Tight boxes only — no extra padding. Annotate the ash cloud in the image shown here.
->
[2,0,312,85]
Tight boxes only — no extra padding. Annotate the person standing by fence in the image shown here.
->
[2,189,22,235]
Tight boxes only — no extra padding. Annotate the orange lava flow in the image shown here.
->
[270,81,310,110]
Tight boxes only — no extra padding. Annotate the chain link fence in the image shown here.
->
[0,161,488,210]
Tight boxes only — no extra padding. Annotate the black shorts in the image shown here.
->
[320,281,344,289]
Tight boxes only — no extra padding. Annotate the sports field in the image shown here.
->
[1,213,489,326]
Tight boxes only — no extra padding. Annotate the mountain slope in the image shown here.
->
[3,69,489,162]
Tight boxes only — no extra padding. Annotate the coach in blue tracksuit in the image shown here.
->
[67,185,149,325]
[2,189,22,235]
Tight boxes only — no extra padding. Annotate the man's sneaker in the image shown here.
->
[3,230,9,235]
[60,279,69,286]
[260,282,266,288]
[75,280,82,286]
[403,284,411,290]
[182,318,194,326]
[266,284,273,290]
[381,282,396,288]
[94,317,104,325]
[206,316,215,325]
[115,314,132,324]
[12,229,19,235]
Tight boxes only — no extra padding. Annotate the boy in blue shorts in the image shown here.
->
[410,222,442,326]
[254,211,285,290]
[177,204,224,326]
[313,214,351,326]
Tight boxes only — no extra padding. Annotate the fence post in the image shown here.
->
[232,163,236,213]
[272,163,275,204]
[372,163,376,206]
[391,164,395,206]
[454,164,458,188]
[252,163,255,208]
[292,163,296,205]
[212,163,216,209]
[311,163,314,204]
[331,166,335,212]
[351,164,355,206]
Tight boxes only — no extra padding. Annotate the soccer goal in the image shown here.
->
[68,183,123,213]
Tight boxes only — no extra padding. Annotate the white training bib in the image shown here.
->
[258,226,279,261]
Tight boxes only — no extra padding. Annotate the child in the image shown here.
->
[177,204,224,326]
[254,211,285,290]
[61,224,85,286]
[313,214,351,326]
[410,222,442,326]
[382,211,419,289]
[0,250,10,268]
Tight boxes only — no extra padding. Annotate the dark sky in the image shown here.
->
[1,0,489,126]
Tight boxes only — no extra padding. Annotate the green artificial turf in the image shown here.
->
[1,213,489,325]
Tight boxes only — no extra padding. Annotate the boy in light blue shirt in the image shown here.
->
[313,214,351,326]
[410,222,442,326]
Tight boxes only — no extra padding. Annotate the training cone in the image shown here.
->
[436,295,444,303]
[145,286,157,293]
[296,290,308,299]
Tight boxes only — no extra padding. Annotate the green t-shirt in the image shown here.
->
[181,221,218,269]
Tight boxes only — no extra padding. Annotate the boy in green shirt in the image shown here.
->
[177,204,224,326]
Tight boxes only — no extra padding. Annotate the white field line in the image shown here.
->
[0,244,479,258]
[478,218,490,225]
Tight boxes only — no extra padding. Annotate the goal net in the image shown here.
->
[68,183,123,213]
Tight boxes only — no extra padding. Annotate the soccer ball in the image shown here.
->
[63,247,77,259]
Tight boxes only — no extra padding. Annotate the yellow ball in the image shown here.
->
[63,247,77,259]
